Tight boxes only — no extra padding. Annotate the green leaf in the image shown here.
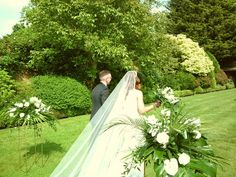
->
[154,162,165,177]
[188,159,216,177]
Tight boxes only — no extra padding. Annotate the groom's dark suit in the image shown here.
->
[90,83,110,119]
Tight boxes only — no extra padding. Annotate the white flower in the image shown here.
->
[9,113,15,117]
[9,107,17,112]
[162,87,173,95]
[193,130,201,139]
[192,118,201,127]
[35,109,40,114]
[24,102,30,107]
[148,127,158,137]
[156,132,169,145]
[30,96,40,103]
[26,115,31,120]
[161,108,171,117]
[178,153,190,165]
[146,115,158,125]
[15,103,24,108]
[164,158,179,176]
[19,113,25,118]
[34,102,41,108]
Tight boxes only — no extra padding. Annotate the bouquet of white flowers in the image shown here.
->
[106,87,220,177]
[8,96,56,135]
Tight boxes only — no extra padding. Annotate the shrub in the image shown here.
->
[194,86,204,94]
[195,76,212,88]
[205,85,226,92]
[0,69,16,128]
[215,69,229,85]
[175,71,196,90]
[31,75,91,117]
[226,80,235,89]
[161,74,182,90]
[174,90,194,97]
[0,70,16,107]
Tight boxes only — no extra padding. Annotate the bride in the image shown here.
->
[50,71,160,177]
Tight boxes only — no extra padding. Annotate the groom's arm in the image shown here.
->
[101,87,109,104]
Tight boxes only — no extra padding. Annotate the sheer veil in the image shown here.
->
[50,71,138,177]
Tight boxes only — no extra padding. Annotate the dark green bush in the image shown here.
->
[161,72,196,90]
[0,69,16,128]
[31,75,91,117]
[206,51,220,73]
[175,71,196,90]
[0,70,16,107]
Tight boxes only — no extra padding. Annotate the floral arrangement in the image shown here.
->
[8,96,56,135]
[167,34,214,76]
[107,87,219,177]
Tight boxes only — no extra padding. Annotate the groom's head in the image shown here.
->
[99,70,112,85]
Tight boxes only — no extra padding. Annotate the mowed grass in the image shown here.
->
[0,89,235,177]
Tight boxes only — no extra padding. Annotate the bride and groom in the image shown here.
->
[50,71,160,177]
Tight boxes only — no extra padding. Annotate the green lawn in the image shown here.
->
[0,89,236,177]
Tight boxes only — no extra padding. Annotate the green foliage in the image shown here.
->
[174,90,194,97]
[194,86,205,94]
[31,75,91,117]
[215,69,229,85]
[0,0,172,89]
[195,75,212,89]
[206,51,220,73]
[225,80,235,89]
[167,0,236,61]
[0,70,16,107]
[159,71,196,90]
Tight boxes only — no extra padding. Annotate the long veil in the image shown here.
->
[50,71,138,177]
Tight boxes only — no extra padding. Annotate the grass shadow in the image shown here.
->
[21,140,65,171]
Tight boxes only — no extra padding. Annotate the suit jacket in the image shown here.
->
[90,83,109,119]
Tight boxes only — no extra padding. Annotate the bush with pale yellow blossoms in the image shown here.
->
[167,34,214,76]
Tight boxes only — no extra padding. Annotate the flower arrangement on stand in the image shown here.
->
[107,87,220,177]
[8,96,56,168]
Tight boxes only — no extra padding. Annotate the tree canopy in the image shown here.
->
[167,0,236,62]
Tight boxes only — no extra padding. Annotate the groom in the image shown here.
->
[90,70,112,119]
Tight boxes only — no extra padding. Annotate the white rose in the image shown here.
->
[146,115,158,125]
[24,102,30,107]
[178,153,190,165]
[19,113,25,118]
[164,158,179,176]
[156,132,169,145]
[193,130,201,139]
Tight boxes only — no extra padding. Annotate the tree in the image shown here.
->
[167,0,236,62]
[0,0,167,88]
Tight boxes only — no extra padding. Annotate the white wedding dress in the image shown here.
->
[50,71,144,177]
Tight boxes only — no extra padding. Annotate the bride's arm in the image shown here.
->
[137,91,156,114]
